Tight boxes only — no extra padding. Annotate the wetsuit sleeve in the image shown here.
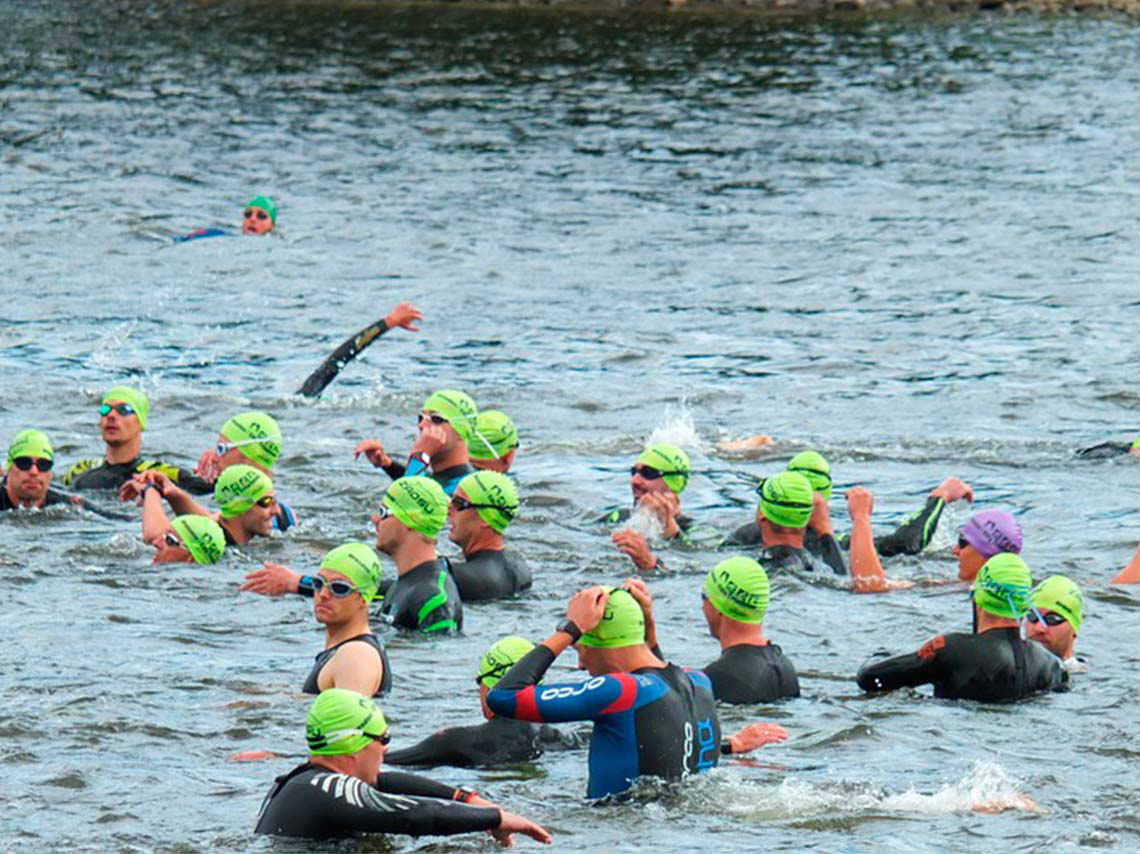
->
[873,496,945,557]
[297,318,391,398]
[382,460,407,480]
[375,770,461,799]
[856,637,943,692]
[61,459,98,487]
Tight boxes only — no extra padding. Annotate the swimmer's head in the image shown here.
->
[972,553,1033,619]
[421,389,478,446]
[243,195,276,234]
[634,443,691,495]
[469,410,519,462]
[960,509,1023,558]
[219,411,282,470]
[476,636,535,689]
[787,450,832,501]
[102,385,149,431]
[757,471,814,529]
[381,476,448,539]
[214,464,274,518]
[579,588,646,649]
[1031,574,1083,635]
[454,471,519,533]
[704,556,770,624]
[306,689,388,756]
[7,429,53,466]
[319,543,384,603]
[170,515,226,564]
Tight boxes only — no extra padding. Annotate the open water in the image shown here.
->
[1,1,1137,852]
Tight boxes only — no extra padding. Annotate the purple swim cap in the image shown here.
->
[960,510,1023,558]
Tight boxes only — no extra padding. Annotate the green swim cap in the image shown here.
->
[456,471,519,533]
[103,385,149,431]
[1031,575,1083,635]
[247,195,277,224]
[320,543,383,603]
[214,464,273,518]
[1131,436,1140,451]
[220,411,282,470]
[7,429,53,465]
[787,451,832,501]
[704,556,771,624]
[422,389,478,446]
[382,476,448,539]
[476,636,535,688]
[580,588,646,649]
[758,471,814,529]
[170,515,226,565]
[973,553,1033,619]
[636,443,691,494]
[306,689,387,756]
[469,410,519,461]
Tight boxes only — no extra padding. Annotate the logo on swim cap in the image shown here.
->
[1031,575,1083,635]
[758,471,814,529]
[973,553,1033,619]
[102,385,149,431]
[7,429,53,465]
[422,389,478,446]
[787,450,832,501]
[960,510,1022,558]
[319,543,384,603]
[220,411,282,470]
[170,515,226,564]
[704,556,771,624]
[247,195,277,224]
[469,410,519,461]
[456,471,519,533]
[305,689,387,756]
[579,588,646,649]
[476,636,535,688]
[383,477,448,539]
[214,464,273,518]
[636,443,691,495]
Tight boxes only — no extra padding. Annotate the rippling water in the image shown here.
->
[1,1,1137,852]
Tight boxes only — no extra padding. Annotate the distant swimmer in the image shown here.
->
[1112,545,1140,584]
[241,543,392,696]
[954,509,1023,582]
[372,477,463,634]
[253,688,552,844]
[62,386,211,494]
[1028,575,1085,673]
[385,636,586,769]
[486,586,787,800]
[724,471,837,576]
[355,389,477,496]
[635,558,800,704]
[445,471,531,602]
[174,195,277,242]
[1075,435,1140,459]
[297,302,422,398]
[1,430,70,511]
[467,410,519,473]
[856,554,1068,702]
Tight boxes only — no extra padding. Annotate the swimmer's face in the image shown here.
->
[100,399,142,448]
[629,464,673,503]
[242,205,274,235]
[447,488,481,548]
[152,536,194,564]
[6,456,52,504]
[312,568,361,626]
[1028,609,1076,659]
[418,410,462,455]
[953,537,987,582]
[371,508,402,554]
[240,494,277,537]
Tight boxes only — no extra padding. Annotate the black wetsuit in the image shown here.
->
[1076,440,1134,459]
[447,550,532,602]
[301,633,392,697]
[62,457,212,494]
[723,524,838,576]
[487,645,721,799]
[856,627,1068,702]
[380,558,463,634]
[0,481,70,511]
[381,459,473,496]
[702,644,800,704]
[254,765,501,839]
[385,716,586,769]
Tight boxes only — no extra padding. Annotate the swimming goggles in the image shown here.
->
[10,456,53,472]
[216,436,280,456]
[451,495,516,518]
[311,576,361,598]
[99,403,136,417]
[417,412,449,426]
[630,465,684,480]
[1025,611,1067,627]
[243,208,270,221]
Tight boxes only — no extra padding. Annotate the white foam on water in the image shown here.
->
[645,407,701,455]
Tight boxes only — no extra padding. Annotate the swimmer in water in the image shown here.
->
[174,195,277,241]
[139,481,226,565]
[467,410,519,473]
[445,471,531,602]
[1028,575,1085,673]
[1,430,71,511]
[953,509,1023,582]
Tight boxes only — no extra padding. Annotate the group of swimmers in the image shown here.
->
[3,290,1137,843]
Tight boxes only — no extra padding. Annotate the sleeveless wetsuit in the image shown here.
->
[380,558,463,634]
[487,646,721,799]
[254,765,501,839]
[385,716,586,769]
[301,633,392,697]
[856,626,1068,702]
[701,644,800,704]
[63,457,212,494]
[723,523,837,575]
[0,480,70,511]
[447,549,532,602]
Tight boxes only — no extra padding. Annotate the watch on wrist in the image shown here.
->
[555,619,582,643]
[453,786,477,804]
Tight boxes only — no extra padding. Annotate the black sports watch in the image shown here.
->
[555,619,582,643]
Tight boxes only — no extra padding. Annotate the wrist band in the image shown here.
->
[453,787,477,803]
[297,575,315,598]
[720,739,732,755]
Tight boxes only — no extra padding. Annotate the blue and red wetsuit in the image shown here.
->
[486,645,721,800]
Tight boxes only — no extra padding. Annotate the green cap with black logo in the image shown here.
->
[787,450,832,501]
[305,689,387,756]
[382,476,448,539]
[214,464,273,518]
[170,515,226,565]
[758,470,814,529]
[7,429,53,465]
[422,389,478,446]
[636,443,690,495]
[579,588,646,649]
[220,411,282,470]
[476,636,535,688]
[320,543,384,603]
[704,556,770,624]
[456,471,519,533]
